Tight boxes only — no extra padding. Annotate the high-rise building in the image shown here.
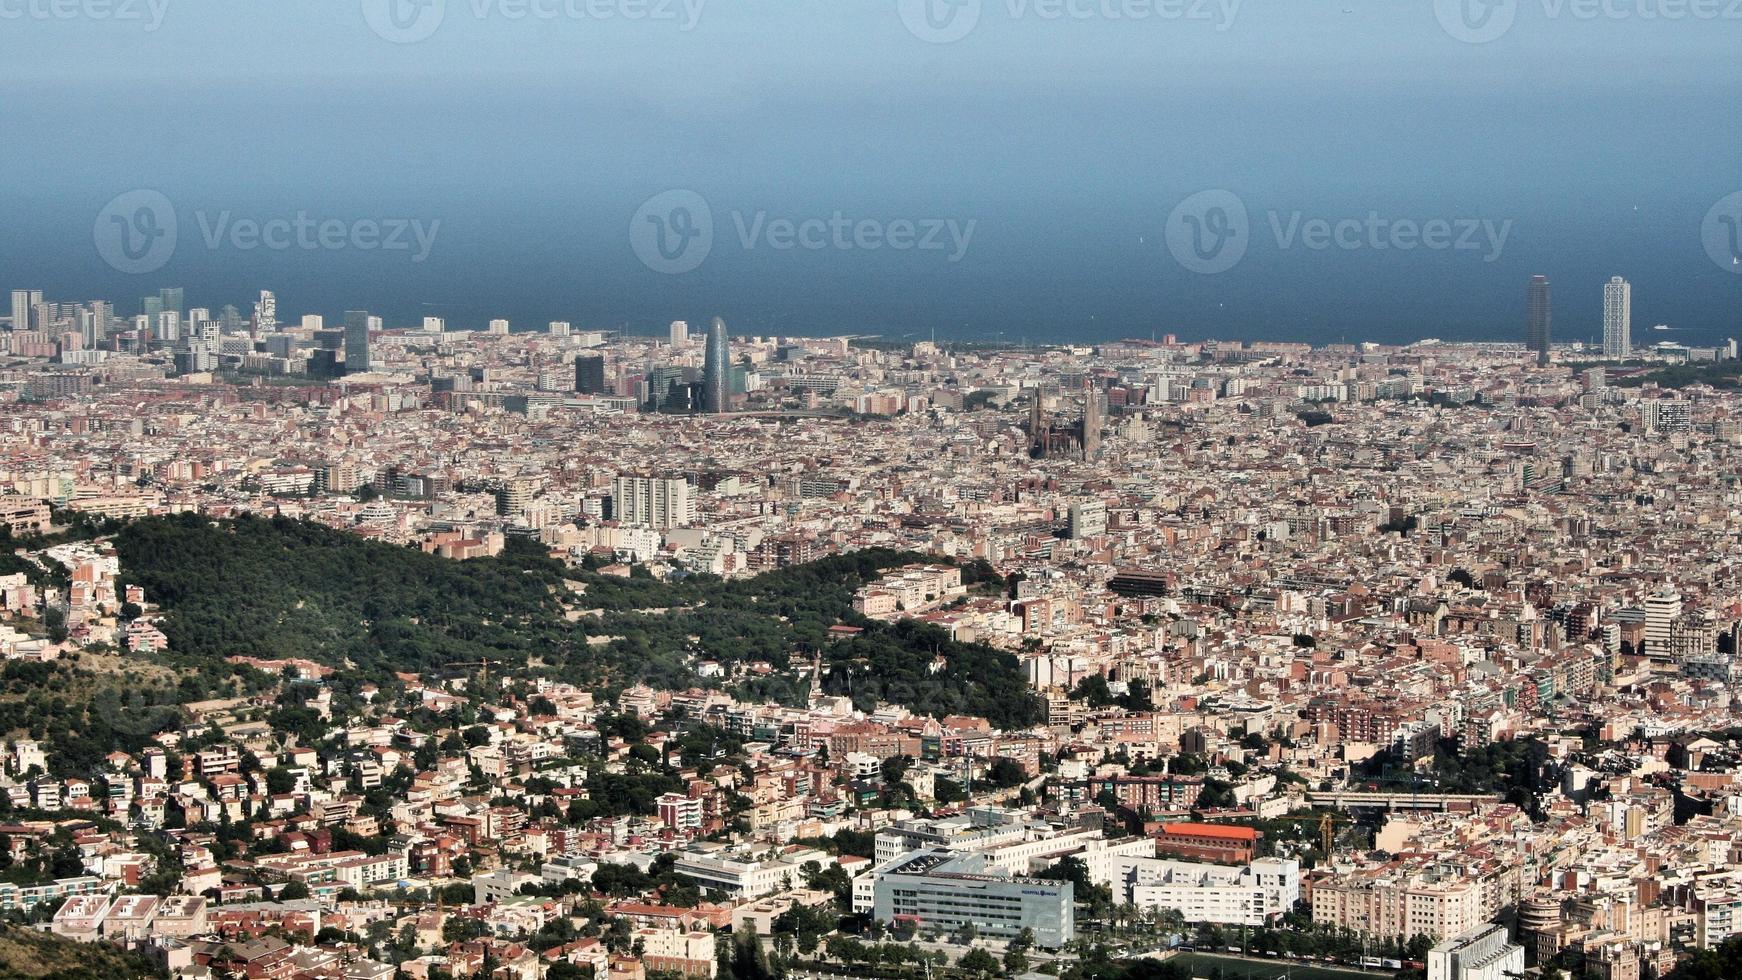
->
[158,287,184,314]
[670,320,690,346]
[254,291,277,336]
[344,310,372,372]
[11,290,42,331]
[574,354,606,395]
[1527,275,1551,366]
[488,319,510,335]
[702,317,730,413]
[1642,591,1682,658]
[423,317,444,333]
[612,475,695,529]
[1603,276,1631,359]
[548,321,571,336]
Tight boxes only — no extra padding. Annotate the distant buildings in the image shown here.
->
[702,317,731,413]
[575,355,607,395]
[1527,275,1551,366]
[1604,276,1632,358]
[343,310,372,373]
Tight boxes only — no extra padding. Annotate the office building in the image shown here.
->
[488,319,510,335]
[670,319,690,345]
[612,475,695,529]
[423,317,445,333]
[10,290,41,331]
[1527,275,1551,365]
[1427,923,1525,980]
[254,291,277,335]
[1642,591,1682,658]
[158,286,184,314]
[1603,276,1631,358]
[870,850,1074,948]
[702,317,730,413]
[343,310,371,372]
[548,320,570,336]
[575,355,607,395]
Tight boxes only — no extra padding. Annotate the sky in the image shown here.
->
[2,0,1739,346]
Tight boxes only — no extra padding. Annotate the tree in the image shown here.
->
[958,948,1000,975]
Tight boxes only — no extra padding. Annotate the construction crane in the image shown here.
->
[1277,812,1353,858]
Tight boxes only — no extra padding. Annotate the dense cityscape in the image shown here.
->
[0,279,1734,980]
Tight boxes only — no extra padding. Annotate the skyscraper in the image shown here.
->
[702,317,730,413]
[11,290,42,331]
[1603,276,1631,359]
[670,320,690,346]
[1527,276,1551,366]
[575,354,606,395]
[344,310,372,372]
[254,291,277,335]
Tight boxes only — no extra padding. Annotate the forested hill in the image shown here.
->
[114,513,573,676]
[112,515,1045,729]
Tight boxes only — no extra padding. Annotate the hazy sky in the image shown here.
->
[2,0,1739,344]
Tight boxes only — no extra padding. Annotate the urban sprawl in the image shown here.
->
[0,281,1737,980]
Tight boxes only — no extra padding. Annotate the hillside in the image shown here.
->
[109,515,1044,728]
[0,922,162,978]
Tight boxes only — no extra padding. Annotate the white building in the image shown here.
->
[1105,856,1300,927]
[671,844,834,898]
[613,475,696,530]
[1427,923,1525,980]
